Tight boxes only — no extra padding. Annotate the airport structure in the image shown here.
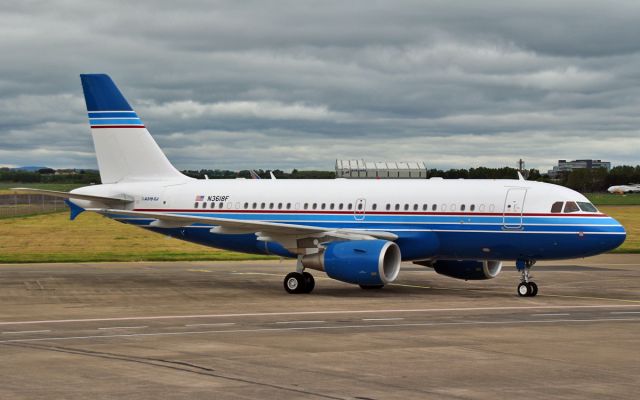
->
[547,159,611,178]
[335,159,427,179]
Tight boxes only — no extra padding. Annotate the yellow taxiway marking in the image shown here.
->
[186,269,212,273]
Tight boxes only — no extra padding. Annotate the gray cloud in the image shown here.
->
[1,0,639,172]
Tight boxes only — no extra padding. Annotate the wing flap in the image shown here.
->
[11,188,133,204]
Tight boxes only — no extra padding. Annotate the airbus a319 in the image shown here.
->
[14,74,627,297]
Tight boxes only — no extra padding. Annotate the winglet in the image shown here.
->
[64,199,85,221]
[517,171,525,181]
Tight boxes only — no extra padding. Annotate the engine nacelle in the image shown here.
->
[302,240,401,286]
[427,260,503,280]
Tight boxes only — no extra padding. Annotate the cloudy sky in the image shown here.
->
[1,0,640,172]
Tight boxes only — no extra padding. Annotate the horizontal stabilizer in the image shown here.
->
[11,188,133,204]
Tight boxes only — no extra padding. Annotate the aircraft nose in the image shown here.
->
[605,216,626,252]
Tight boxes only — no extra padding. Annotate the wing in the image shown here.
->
[90,208,397,252]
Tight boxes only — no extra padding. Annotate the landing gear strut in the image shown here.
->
[516,259,538,297]
[283,256,315,294]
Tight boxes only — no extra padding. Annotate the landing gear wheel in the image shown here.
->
[302,272,315,293]
[529,281,538,297]
[517,282,530,297]
[359,284,385,290]
[284,272,306,294]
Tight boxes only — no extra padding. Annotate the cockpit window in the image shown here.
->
[577,202,598,212]
[550,201,563,213]
[563,201,580,213]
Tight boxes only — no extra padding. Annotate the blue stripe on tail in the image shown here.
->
[80,74,133,112]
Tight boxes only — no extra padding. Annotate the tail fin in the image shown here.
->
[80,74,187,183]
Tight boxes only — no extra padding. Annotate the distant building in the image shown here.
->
[547,159,611,178]
[335,159,427,179]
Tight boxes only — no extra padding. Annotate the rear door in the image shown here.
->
[502,188,527,229]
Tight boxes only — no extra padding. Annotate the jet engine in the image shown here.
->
[416,260,503,280]
[302,240,401,286]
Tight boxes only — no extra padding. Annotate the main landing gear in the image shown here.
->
[516,259,538,297]
[283,256,315,294]
[283,271,315,294]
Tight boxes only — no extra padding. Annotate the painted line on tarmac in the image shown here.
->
[3,304,640,326]
[610,311,640,314]
[98,326,147,330]
[275,320,326,324]
[0,317,638,344]
[2,330,51,335]
[532,313,570,317]
[185,323,236,327]
[362,318,404,321]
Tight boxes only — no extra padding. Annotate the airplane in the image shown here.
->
[13,74,627,297]
[607,184,640,194]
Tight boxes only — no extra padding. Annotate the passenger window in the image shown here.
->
[321,203,326,210]
[313,203,318,210]
[211,202,216,209]
[404,204,409,211]
[550,201,563,213]
[348,203,353,210]
[202,202,207,208]
[227,202,232,209]
[386,204,391,210]
[286,203,291,209]
[479,204,485,212]
[432,204,437,211]
[244,202,249,209]
[577,202,598,212]
[252,202,257,209]
[304,203,308,209]
[372,204,377,210]
[260,202,265,209]
[357,203,363,210]
[395,204,400,211]
[194,202,199,208]
[339,203,344,210]
[460,204,466,211]
[269,203,274,209]
[413,204,418,211]
[450,204,456,211]
[330,203,335,210]
[441,204,447,211]
[423,204,428,211]
[219,202,224,209]
[470,204,475,211]
[277,203,282,209]
[563,201,580,213]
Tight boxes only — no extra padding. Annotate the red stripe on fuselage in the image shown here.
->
[132,209,607,217]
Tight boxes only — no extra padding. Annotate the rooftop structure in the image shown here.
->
[335,159,427,179]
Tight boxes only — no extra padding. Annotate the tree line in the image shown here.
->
[2,165,639,193]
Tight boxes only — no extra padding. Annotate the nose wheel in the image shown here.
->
[516,259,538,297]
[517,281,538,297]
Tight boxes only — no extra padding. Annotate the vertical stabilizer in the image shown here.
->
[80,74,187,183]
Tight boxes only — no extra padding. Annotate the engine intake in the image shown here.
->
[302,240,401,286]
[417,259,503,280]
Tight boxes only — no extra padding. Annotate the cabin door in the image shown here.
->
[502,188,527,229]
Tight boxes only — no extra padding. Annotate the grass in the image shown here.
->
[0,182,87,195]
[600,206,640,254]
[0,212,275,263]
[586,193,640,206]
[0,206,637,263]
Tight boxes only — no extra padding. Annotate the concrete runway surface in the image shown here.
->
[0,254,639,399]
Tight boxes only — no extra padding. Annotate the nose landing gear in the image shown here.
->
[516,259,538,297]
